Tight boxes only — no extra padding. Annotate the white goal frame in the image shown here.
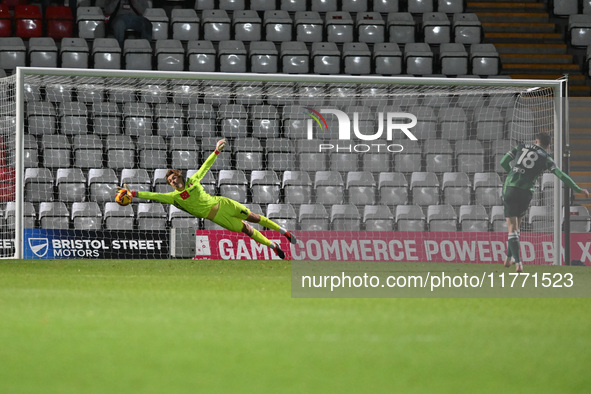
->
[10,67,567,263]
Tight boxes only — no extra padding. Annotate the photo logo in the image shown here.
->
[195,236,212,256]
[28,238,49,257]
[305,108,418,141]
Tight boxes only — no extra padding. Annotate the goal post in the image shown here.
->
[2,67,568,264]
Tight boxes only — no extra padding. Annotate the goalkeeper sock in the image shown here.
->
[251,229,272,247]
[258,215,281,232]
[507,232,520,263]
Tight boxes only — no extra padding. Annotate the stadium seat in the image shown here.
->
[155,103,184,138]
[422,12,450,44]
[395,205,426,231]
[28,37,58,68]
[356,12,385,44]
[39,202,69,229]
[311,42,341,74]
[169,136,200,170]
[5,201,36,229]
[235,82,265,106]
[427,204,457,231]
[46,81,74,104]
[387,12,415,43]
[77,81,105,105]
[330,204,360,231]
[73,135,103,169]
[137,203,167,231]
[0,37,26,73]
[169,204,201,229]
[263,10,292,42]
[249,0,275,10]
[250,170,281,204]
[342,0,368,12]
[404,43,433,76]
[152,168,169,194]
[219,104,248,137]
[45,6,73,41]
[453,13,482,44]
[155,40,185,71]
[455,140,485,175]
[76,6,105,39]
[123,39,153,70]
[326,12,354,43]
[569,15,591,47]
[411,106,438,140]
[490,205,507,232]
[41,135,71,169]
[266,82,296,106]
[145,8,169,40]
[410,172,440,206]
[120,168,151,195]
[262,138,292,172]
[311,0,338,12]
[59,38,89,69]
[186,40,216,72]
[250,41,278,73]
[218,170,249,202]
[56,168,86,203]
[569,206,591,233]
[23,134,39,168]
[137,136,168,170]
[315,171,345,205]
[438,107,468,141]
[470,44,500,76]
[299,203,329,230]
[394,141,422,173]
[459,205,489,232]
[343,42,372,75]
[25,168,54,203]
[491,140,513,173]
[71,202,102,230]
[281,0,306,11]
[361,142,392,173]
[363,205,394,231]
[219,0,245,10]
[505,107,535,138]
[297,140,328,172]
[442,172,471,207]
[104,202,134,230]
[200,137,232,172]
[540,173,554,207]
[585,0,591,14]
[282,170,312,205]
[373,0,398,12]
[218,40,247,73]
[26,101,56,136]
[88,168,119,205]
[439,0,464,13]
[328,142,360,173]
[346,172,376,206]
[266,203,297,231]
[202,10,231,42]
[294,11,323,43]
[14,5,43,38]
[122,102,153,137]
[424,139,453,174]
[92,102,121,136]
[378,172,408,205]
[473,172,502,207]
[554,0,580,17]
[373,43,402,75]
[171,9,200,42]
[280,41,310,74]
[234,138,264,171]
[187,104,216,137]
[474,107,504,140]
[408,0,433,13]
[528,206,552,233]
[91,38,122,70]
[439,43,468,76]
[250,105,279,138]
[60,102,88,135]
[106,135,136,169]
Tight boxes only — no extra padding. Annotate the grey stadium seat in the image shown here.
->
[357,12,385,44]
[267,203,297,231]
[294,11,323,43]
[424,139,453,174]
[325,11,354,43]
[331,204,360,231]
[60,37,89,69]
[474,107,504,141]
[441,172,471,207]
[408,0,434,13]
[59,101,88,135]
[490,205,507,232]
[5,202,36,229]
[39,202,70,229]
[363,205,394,231]
[569,206,591,233]
[297,140,328,172]
[171,9,200,42]
[373,43,402,75]
[218,170,248,203]
[395,205,426,232]
[343,42,372,75]
[438,107,468,141]
[266,138,295,172]
[346,171,376,206]
[409,106,437,140]
[473,172,502,207]
[41,135,71,169]
[251,105,279,138]
[71,202,102,230]
[374,0,399,12]
[219,104,248,138]
[280,41,310,74]
[187,40,216,72]
[104,202,134,231]
[137,136,168,170]
[106,135,136,170]
[187,104,216,137]
[155,40,185,71]
[394,140,422,173]
[439,43,468,76]
[121,168,151,195]
[314,171,345,205]
[218,41,247,73]
[28,37,58,68]
[169,205,201,229]
[422,12,450,44]
[387,12,415,44]
[234,138,264,171]
[56,168,86,203]
[155,103,184,138]
[410,172,440,206]
[92,38,121,69]
[144,8,169,40]
[123,102,153,137]
[264,10,293,42]
[88,168,119,205]
[250,170,281,204]
[459,205,489,232]
[234,10,262,42]
[455,140,485,175]
[123,39,152,70]
[283,170,313,205]
[379,172,408,205]
[169,136,200,170]
[249,41,278,74]
[137,203,167,231]
[470,44,500,76]
[312,0,338,12]
[427,204,457,232]
[453,13,482,44]
[404,43,434,76]
[27,101,56,136]
[299,203,329,230]
[202,10,231,42]
[311,42,341,74]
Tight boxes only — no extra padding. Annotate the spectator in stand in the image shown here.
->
[102,0,152,49]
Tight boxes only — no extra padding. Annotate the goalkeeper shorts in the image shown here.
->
[210,197,251,233]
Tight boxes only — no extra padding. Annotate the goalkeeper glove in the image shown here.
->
[116,184,138,198]
[215,139,226,155]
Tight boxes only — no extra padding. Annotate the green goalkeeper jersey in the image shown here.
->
[136,151,221,218]
[501,143,582,194]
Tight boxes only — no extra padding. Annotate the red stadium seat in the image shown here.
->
[46,6,73,40]
[0,0,28,9]
[14,5,43,38]
[0,162,15,202]
[0,4,11,37]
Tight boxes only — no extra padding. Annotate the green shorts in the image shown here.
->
[211,197,251,233]
[503,186,532,218]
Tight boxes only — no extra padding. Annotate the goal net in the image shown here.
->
[0,68,566,264]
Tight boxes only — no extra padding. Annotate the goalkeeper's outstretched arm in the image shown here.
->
[192,139,226,183]
[117,184,175,205]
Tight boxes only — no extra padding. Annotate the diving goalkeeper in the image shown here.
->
[118,139,296,259]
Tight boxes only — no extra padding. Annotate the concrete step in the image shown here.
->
[482,22,556,33]
[494,43,567,54]
[468,2,546,12]
[475,12,549,23]
[500,53,573,64]
[502,63,581,73]
[571,171,591,184]
[570,128,591,137]
[485,32,564,43]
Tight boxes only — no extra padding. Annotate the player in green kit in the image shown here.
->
[500,132,589,272]
[117,139,297,259]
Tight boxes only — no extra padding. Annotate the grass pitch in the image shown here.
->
[0,260,589,394]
